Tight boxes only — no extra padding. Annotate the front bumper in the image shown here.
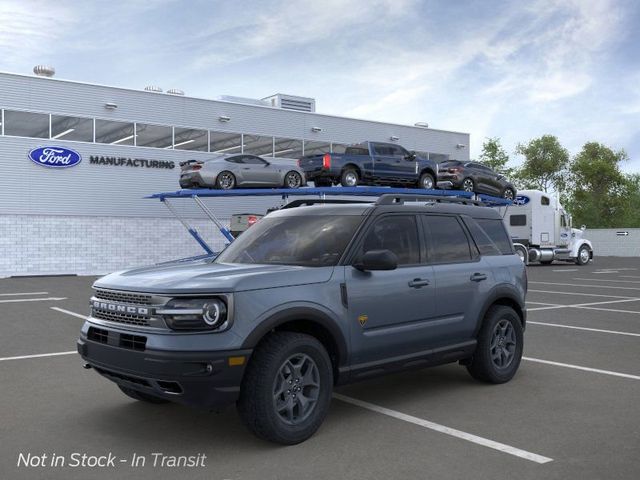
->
[77,332,251,409]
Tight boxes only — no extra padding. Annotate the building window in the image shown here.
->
[95,119,135,145]
[303,140,330,156]
[244,134,274,156]
[273,137,303,159]
[210,131,243,154]
[3,110,49,138]
[173,127,208,151]
[331,143,348,154]
[135,123,172,149]
[51,115,93,142]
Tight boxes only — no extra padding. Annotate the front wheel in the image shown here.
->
[575,245,591,265]
[502,187,515,200]
[418,172,435,190]
[284,171,303,189]
[466,305,523,384]
[237,332,333,445]
[216,171,236,190]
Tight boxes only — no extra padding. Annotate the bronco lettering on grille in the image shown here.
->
[92,300,149,316]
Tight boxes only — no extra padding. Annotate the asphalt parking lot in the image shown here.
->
[1,257,639,480]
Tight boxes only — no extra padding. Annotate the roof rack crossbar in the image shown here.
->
[280,199,372,209]
[375,194,485,206]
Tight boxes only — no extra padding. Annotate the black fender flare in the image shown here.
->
[474,284,526,335]
[241,306,349,366]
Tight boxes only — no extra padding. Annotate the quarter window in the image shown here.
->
[360,216,420,265]
[475,218,513,254]
[423,216,472,263]
[510,215,527,226]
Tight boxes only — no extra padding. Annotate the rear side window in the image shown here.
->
[345,147,370,156]
[510,215,526,226]
[423,216,472,263]
[360,215,420,265]
[474,218,513,255]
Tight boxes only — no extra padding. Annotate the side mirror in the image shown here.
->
[353,249,398,271]
[581,225,586,231]
[405,152,416,161]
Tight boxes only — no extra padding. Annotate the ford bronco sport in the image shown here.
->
[78,194,527,444]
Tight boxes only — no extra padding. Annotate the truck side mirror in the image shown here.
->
[353,250,398,271]
[405,152,416,161]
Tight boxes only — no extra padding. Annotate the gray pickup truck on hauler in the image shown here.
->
[78,194,527,444]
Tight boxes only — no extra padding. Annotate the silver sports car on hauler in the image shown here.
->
[179,154,307,189]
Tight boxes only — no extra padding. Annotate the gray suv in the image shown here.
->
[77,194,527,444]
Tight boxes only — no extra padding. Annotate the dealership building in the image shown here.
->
[0,68,470,276]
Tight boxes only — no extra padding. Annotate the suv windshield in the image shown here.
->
[215,215,363,267]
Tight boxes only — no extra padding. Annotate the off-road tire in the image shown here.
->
[466,305,523,384]
[118,385,169,404]
[237,332,333,445]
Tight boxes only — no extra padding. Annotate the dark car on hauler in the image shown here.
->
[438,160,517,199]
[298,141,442,189]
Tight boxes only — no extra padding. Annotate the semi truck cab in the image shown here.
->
[500,190,593,265]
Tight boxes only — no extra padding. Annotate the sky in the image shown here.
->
[1,0,639,172]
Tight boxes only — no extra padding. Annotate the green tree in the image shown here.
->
[567,142,631,228]
[514,135,569,192]
[479,137,510,172]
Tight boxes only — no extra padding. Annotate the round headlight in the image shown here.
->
[203,300,227,327]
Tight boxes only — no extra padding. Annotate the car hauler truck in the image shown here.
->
[500,189,593,266]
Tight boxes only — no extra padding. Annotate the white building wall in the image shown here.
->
[0,215,230,277]
[586,228,640,257]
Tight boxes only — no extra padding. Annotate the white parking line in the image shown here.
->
[526,301,561,306]
[621,275,640,279]
[0,297,67,304]
[528,321,640,337]
[333,393,553,464]
[524,357,640,381]
[0,292,49,296]
[527,298,640,312]
[529,281,640,291]
[51,307,88,319]
[0,351,76,362]
[528,289,637,299]
[552,269,578,272]
[573,278,640,284]
[575,306,640,315]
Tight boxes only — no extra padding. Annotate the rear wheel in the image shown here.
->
[284,171,303,189]
[418,172,435,190]
[216,171,236,190]
[466,306,523,384]
[118,385,169,404]
[340,168,359,187]
[462,178,475,192]
[576,245,591,265]
[237,332,333,445]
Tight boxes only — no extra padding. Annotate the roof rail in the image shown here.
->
[375,194,485,206]
[280,199,372,209]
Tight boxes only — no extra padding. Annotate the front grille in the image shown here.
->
[92,310,151,327]
[94,289,152,305]
[120,333,147,351]
[88,327,109,344]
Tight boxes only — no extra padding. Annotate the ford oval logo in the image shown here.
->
[28,146,82,168]
[514,195,530,206]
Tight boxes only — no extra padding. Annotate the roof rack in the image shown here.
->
[280,199,372,209]
[375,194,486,206]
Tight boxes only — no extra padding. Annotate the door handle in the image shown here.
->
[408,278,430,288]
[470,273,487,282]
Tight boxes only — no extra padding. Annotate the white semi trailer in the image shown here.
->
[499,190,593,266]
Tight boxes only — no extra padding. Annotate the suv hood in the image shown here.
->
[94,259,334,294]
